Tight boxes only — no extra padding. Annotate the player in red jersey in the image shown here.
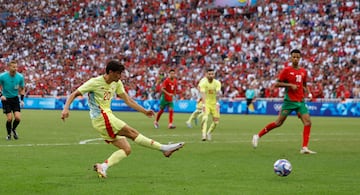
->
[154,69,178,129]
[252,49,316,154]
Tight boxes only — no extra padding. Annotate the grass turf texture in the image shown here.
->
[0,109,359,195]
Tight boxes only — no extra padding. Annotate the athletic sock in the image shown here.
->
[169,109,174,124]
[156,109,164,122]
[302,125,311,147]
[258,122,277,137]
[187,111,198,123]
[134,134,161,150]
[106,149,127,167]
[12,120,20,131]
[6,121,12,135]
[208,122,217,134]
[201,115,208,135]
[197,112,203,122]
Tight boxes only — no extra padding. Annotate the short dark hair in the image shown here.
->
[207,68,214,72]
[8,60,17,66]
[169,69,175,73]
[106,60,125,74]
[290,49,301,55]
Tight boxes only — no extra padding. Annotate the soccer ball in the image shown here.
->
[273,159,292,177]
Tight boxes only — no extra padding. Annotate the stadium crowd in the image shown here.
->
[0,0,359,100]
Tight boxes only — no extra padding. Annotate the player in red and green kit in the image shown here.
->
[252,49,316,154]
[154,69,177,129]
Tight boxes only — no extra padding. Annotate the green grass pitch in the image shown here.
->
[0,109,359,195]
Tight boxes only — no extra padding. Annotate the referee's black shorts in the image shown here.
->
[2,96,21,114]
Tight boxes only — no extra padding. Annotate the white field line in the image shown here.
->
[79,138,103,144]
[0,138,321,148]
[0,140,312,147]
[0,132,359,148]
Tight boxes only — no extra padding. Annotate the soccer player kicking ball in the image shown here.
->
[61,60,184,178]
[252,49,316,154]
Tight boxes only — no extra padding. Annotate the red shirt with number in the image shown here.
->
[278,66,307,102]
[162,78,177,101]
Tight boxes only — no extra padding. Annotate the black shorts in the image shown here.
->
[2,97,21,114]
[246,98,253,106]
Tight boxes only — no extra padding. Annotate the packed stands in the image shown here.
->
[0,0,359,100]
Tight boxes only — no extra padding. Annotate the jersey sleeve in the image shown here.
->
[302,69,308,86]
[0,74,3,86]
[78,78,95,95]
[216,80,221,92]
[278,68,288,82]
[19,74,25,87]
[174,80,178,93]
[116,80,126,95]
[199,81,206,92]
[161,78,170,91]
[198,77,206,87]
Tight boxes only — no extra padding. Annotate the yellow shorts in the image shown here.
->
[204,104,220,118]
[91,111,127,142]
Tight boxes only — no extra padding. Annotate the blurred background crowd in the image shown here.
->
[0,0,359,100]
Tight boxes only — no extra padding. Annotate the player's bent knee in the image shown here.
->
[275,121,283,127]
[116,143,131,155]
[302,117,311,126]
[123,148,132,156]
[304,121,312,126]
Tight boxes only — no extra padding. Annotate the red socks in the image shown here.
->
[302,125,311,147]
[258,122,311,148]
[156,109,164,122]
[258,122,277,137]
[169,109,174,124]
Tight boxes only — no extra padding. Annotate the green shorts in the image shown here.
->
[91,111,127,142]
[280,100,309,116]
[159,96,174,109]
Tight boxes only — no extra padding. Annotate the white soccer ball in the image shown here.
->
[273,159,292,177]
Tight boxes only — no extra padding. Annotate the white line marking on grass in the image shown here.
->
[0,140,103,148]
[0,135,356,148]
[79,138,103,144]
[0,143,79,147]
